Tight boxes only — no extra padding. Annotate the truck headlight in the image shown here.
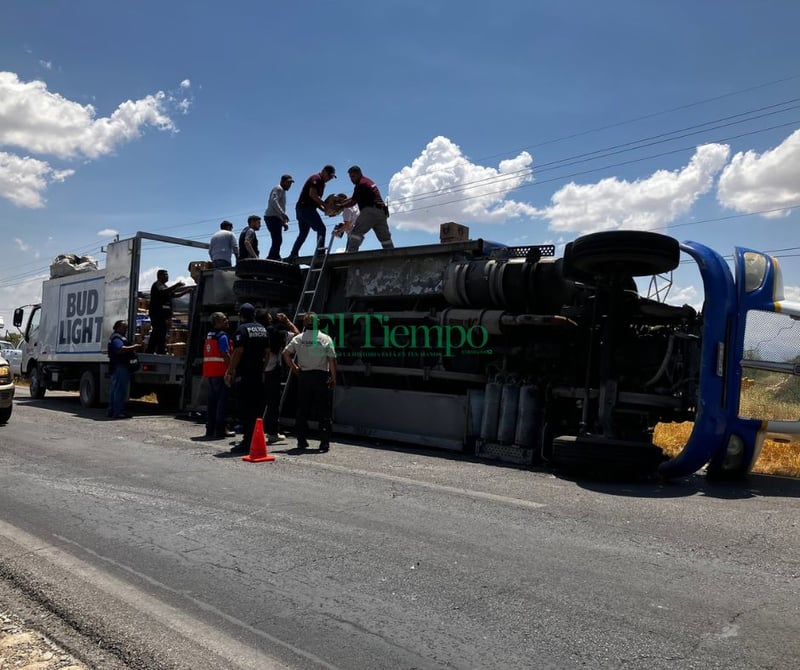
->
[721,434,745,471]
[743,252,768,293]
[0,364,9,384]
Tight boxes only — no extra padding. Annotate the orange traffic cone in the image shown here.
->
[243,418,275,463]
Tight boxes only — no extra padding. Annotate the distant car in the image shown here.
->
[0,341,22,378]
[0,353,14,424]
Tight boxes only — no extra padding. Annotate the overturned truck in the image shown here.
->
[240,229,797,480]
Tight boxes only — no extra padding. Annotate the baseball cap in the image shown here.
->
[322,164,337,178]
[239,303,255,319]
[281,174,294,183]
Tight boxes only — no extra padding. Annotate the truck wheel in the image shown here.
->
[79,370,100,408]
[235,259,301,282]
[29,365,46,399]
[0,405,11,424]
[567,231,680,277]
[233,279,298,303]
[550,435,666,478]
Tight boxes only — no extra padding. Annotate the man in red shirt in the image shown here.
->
[285,165,337,263]
[340,166,394,252]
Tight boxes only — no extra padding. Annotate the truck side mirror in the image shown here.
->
[13,308,23,328]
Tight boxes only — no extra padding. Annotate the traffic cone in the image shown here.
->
[243,418,275,463]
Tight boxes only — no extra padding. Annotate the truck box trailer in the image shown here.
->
[14,232,212,409]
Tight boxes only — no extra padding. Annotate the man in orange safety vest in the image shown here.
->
[203,312,235,439]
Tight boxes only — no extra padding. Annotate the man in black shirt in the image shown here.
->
[340,166,394,252]
[239,215,262,260]
[146,269,192,354]
[224,303,270,454]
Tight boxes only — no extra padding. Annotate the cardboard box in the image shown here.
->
[440,222,469,243]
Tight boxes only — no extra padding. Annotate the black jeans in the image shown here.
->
[264,216,285,260]
[288,205,326,258]
[263,368,282,435]
[295,370,331,443]
[236,376,266,449]
[146,316,168,354]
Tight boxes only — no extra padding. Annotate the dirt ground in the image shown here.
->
[0,607,87,670]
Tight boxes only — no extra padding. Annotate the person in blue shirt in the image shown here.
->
[107,320,140,419]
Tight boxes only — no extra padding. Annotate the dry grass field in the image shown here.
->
[654,378,800,478]
[653,422,800,478]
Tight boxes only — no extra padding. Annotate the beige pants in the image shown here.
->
[345,207,394,252]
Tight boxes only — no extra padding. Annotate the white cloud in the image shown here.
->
[180,79,191,88]
[0,71,192,208]
[0,152,75,207]
[537,143,731,234]
[388,136,538,233]
[14,238,31,252]
[39,60,52,70]
[717,128,800,218]
[97,228,119,238]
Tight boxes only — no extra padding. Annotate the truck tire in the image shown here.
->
[235,259,301,283]
[79,369,100,408]
[550,435,666,478]
[29,365,46,399]
[567,231,680,277]
[0,405,11,424]
[233,279,298,303]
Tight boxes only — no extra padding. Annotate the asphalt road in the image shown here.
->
[0,392,798,669]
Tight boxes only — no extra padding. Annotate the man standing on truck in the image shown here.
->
[263,174,294,260]
[239,215,262,260]
[107,320,140,419]
[341,165,394,252]
[146,269,193,355]
[224,303,270,454]
[208,220,239,268]
[203,312,236,439]
[284,165,337,263]
[282,312,337,452]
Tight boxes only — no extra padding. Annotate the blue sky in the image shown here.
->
[1,0,799,333]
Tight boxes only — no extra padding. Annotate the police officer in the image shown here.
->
[202,312,235,439]
[282,312,337,452]
[224,303,270,454]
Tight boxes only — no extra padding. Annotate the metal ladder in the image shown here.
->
[278,233,335,418]
[292,233,335,322]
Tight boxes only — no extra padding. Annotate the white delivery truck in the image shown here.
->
[14,232,210,409]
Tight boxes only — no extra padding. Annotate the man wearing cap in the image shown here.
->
[264,174,294,260]
[285,165,337,263]
[209,220,239,268]
[340,166,394,252]
[224,303,270,454]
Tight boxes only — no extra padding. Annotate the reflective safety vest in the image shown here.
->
[202,331,227,377]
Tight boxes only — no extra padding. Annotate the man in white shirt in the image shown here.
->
[264,174,294,260]
[282,312,337,452]
[208,221,239,268]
